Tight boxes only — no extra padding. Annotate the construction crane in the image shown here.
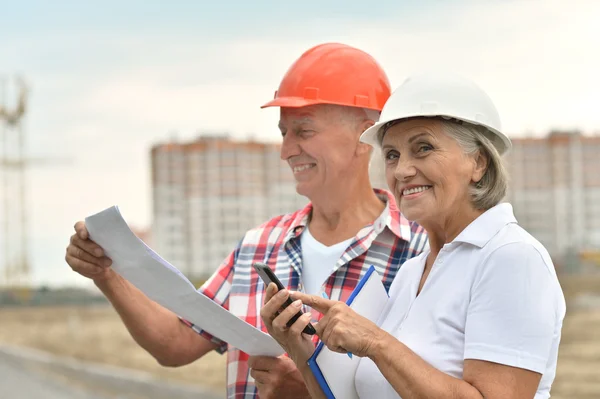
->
[0,76,29,287]
[0,76,73,289]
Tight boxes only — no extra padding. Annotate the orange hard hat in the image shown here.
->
[261,43,391,111]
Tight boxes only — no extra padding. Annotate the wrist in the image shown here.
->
[367,329,393,362]
[289,345,316,368]
[292,353,312,370]
[298,360,315,377]
[94,269,122,291]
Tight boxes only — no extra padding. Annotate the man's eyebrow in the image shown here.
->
[279,116,315,130]
[292,116,314,124]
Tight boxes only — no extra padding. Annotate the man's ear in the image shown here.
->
[356,119,375,157]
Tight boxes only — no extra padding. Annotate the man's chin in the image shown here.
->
[295,182,313,199]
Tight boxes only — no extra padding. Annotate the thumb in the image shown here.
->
[74,221,89,240]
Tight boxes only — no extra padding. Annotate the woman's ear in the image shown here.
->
[472,149,489,184]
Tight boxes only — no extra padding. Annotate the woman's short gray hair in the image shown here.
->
[441,120,508,210]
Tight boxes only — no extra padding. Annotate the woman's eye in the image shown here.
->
[385,151,399,161]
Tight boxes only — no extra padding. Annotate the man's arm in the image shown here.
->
[95,270,218,366]
[66,221,221,366]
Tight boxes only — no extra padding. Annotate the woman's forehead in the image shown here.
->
[381,118,442,144]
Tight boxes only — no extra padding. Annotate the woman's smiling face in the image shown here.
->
[382,118,484,227]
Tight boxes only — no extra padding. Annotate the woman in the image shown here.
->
[259,72,566,399]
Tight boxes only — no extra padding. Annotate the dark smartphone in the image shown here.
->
[253,262,316,335]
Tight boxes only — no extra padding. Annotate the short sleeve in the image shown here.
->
[464,242,563,373]
[179,242,240,354]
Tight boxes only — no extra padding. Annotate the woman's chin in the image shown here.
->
[399,204,428,223]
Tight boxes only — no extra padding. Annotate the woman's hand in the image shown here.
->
[260,283,316,365]
[291,292,384,358]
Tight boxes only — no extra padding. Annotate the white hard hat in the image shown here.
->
[360,72,512,154]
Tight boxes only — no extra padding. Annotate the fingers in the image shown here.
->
[314,317,339,353]
[264,283,278,304]
[330,345,348,354]
[288,313,312,337]
[250,368,269,384]
[323,329,350,355]
[69,234,107,263]
[290,292,333,313]
[271,299,302,332]
[260,288,290,325]
[65,253,106,277]
[66,226,112,279]
[74,221,89,240]
[248,356,277,372]
[314,315,327,336]
[66,242,110,268]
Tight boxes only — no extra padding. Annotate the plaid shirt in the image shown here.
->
[187,189,428,398]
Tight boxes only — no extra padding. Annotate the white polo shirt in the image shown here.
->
[354,203,566,399]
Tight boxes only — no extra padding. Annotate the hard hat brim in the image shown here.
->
[360,115,512,155]
[260,97,321,109]
[261,96,384,111]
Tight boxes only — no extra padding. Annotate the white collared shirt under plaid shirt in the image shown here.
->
[182,189,428,398]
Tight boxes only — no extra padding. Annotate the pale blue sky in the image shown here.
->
[2,0,440,33]
[1,0,599,288]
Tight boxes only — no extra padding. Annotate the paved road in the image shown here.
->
[0,350,103,399]
[0,345,221,399]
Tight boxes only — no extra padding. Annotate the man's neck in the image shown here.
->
[308,178,385,246]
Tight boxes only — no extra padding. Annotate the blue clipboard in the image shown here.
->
[306,265,380,399]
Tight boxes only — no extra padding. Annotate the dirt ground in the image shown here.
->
[0,274,599,398]
[0,304,227,393]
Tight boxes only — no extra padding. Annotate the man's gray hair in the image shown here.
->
[363,108,380,123]
[328,105,381,160]
[441,120,508,210]
[334,105,380,126]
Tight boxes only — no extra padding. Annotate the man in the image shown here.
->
[65,43,428,398]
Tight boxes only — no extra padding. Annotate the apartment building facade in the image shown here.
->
[504,131,600,263]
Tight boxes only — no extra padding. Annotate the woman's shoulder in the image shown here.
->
[487,223,554,271]
[476,224,565,309]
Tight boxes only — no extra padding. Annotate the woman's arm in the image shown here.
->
[295,291,544,399]
[368,330,541,399]
[259,284,327,398]
[298,363,328,399]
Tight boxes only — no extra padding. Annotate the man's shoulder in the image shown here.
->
[255,207,305,231]
[238,208,307,245]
